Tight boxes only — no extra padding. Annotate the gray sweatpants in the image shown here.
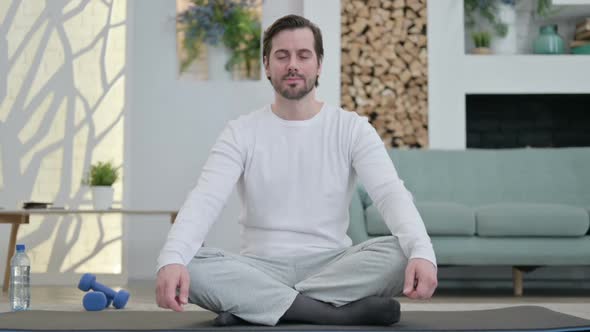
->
[187,235,408,326]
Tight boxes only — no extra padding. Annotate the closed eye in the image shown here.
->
[298,51,312,59]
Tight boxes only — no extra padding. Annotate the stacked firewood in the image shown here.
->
[341,0,428,148]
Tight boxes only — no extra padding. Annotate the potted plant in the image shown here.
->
[465,0,510,39]
[471,31,492,54]
[176,0,261,79]
[83,161,119,210]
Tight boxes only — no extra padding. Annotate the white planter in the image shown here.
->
[91,186,114,210]
[491,3,518,54]
[207,45,232,80]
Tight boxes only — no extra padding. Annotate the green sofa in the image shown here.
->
[347,148,590,295]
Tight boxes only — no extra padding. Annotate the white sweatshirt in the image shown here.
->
[157,103,436,271]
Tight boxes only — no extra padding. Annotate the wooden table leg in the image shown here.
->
[512,266,523,296]
[3,223,21,293]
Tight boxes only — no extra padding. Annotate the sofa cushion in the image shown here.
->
[364,205,388,236]
[365,202,475,236]
[416,202,475,236]
[347,187,371,245]
[476,203,590,237]
[387,148,590,207]
[432,236,590,265]
[357,185,372,208]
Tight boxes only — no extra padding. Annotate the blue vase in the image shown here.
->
[533,25,564,54]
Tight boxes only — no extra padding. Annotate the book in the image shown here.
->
[22,201,52,209]
[575,30,590,41]
[570,40,590,48]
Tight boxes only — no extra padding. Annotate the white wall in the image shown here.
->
[428,0,590,150]
[427,0,465,149]
[126,0,324,280]
[303,0,340,107]
[0,0,127,286]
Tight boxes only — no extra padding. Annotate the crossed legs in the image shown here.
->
[187,236,407,326]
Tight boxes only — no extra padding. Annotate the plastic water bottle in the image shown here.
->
[9,244,31,311]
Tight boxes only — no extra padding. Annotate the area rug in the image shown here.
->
[1,305,589,331]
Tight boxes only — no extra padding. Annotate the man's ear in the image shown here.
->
[317,58,323,76]
[263,56,270,76]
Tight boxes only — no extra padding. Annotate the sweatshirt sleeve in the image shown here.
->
[350,118,437,268]
[156,120,246,272]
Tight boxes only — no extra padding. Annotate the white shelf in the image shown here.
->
[552,0,590,5]
[462,54,590,94]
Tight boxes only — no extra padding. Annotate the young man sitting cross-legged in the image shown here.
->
[155,14,437,326]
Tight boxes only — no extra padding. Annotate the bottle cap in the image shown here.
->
[16,244,25,252]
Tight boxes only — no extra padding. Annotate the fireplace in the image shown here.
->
[466,94,590,148]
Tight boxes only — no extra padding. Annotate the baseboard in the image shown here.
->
[21,272,127,287]
[4,270,589,290]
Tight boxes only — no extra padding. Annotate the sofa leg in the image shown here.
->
[512,267,523,296]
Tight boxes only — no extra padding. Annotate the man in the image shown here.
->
[156,14,437,326]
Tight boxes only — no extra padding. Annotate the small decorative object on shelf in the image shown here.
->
[571,18,590,54]
[471,31,493,54]
[83,161,120,210]
[533,24,565,54]
[465,0,511,39]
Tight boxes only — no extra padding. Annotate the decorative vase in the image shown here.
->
[207,44,232,80]
[533,25,565,54]
[91,186,114,210]
[491,3,517,54]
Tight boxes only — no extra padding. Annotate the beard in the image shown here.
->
[270,73,316,100]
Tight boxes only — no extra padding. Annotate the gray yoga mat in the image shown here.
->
[1,306,589,331]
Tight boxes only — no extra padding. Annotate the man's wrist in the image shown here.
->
[409,256,437,270]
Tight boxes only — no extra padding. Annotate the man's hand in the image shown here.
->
[156,264,190,311]
[403,258,437,299]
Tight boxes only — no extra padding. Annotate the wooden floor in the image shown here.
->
[1,281,589,320]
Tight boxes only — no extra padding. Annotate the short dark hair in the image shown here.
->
[262,14,323,87]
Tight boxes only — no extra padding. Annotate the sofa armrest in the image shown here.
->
[347,186,371,245]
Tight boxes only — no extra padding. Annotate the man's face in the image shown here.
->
[264,28,322,100]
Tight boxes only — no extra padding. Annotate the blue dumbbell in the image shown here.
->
[78,273,130,309]
[84,292,111,309]
[83,291,107,311]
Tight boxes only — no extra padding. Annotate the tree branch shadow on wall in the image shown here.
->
[0,0,125,275]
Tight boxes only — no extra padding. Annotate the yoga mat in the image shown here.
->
[1,306,589,332]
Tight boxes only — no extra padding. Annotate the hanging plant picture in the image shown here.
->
[176,0,262,80]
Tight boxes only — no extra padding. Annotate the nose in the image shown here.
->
[287,57,300,72]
